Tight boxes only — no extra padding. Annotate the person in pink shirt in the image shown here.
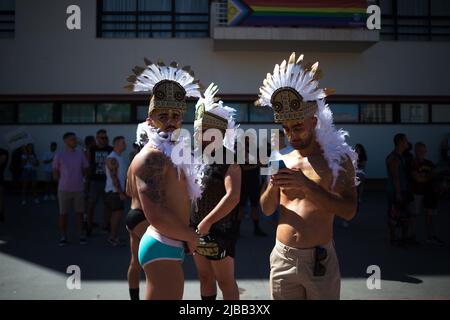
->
[53,132,89,246]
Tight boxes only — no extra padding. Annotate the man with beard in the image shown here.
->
[125,59,203,300]
[258,53,358,300]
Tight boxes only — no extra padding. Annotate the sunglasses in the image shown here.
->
[314,247,327,277]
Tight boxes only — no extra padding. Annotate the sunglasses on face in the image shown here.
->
[314,247,327,277]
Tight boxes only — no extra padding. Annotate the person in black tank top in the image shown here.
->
[191,83,241,300]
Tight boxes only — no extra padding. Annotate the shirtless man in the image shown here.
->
[125,59,203,300]
[257,52,358,300]
[124,124,149,300]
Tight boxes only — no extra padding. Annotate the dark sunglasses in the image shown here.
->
[314,247,327,277]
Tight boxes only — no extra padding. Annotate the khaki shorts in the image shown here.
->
[58,191,84,215]
[270,239,341,300]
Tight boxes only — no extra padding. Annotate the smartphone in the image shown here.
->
[269,159,287,173]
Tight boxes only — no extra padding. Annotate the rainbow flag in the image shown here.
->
[227,0,368,27]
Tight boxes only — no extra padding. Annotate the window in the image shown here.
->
[18,103,53,123]
[381,0,450,41]
[137,104,149,121]
[249,104,274,122]
[431,104,450,123]
[98,0,210,38]
[62,104,96,123]
[329,104,359,123]
[227,102,248,123]
[0,0,14,38]
[400,103,429,123]
[96,103,131,123]
[183,102,196,123]
[0,103,15,123]
[360,103,393,123]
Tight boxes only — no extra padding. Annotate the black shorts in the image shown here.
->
[105,192,125,212]
[207,228,238,260]
[125,208,146,231]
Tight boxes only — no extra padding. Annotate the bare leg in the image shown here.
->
[110,210,122,240]
[143,260,184,300]
[59,214,67,237]
[193,254,217,298]
[426,210,434,239]
[128,230,141,297]
[211,257,239,300]
[76,211,84,235]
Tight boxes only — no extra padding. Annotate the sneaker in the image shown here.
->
[34,198,40,204]
[108,238,120,247]
[426,236,445,246]
[59,237,68,247]
[79,235,88,245]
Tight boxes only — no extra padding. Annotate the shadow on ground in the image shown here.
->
[0,191,449,284]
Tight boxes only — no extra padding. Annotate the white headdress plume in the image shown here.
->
[194,83,239,152]
[256,52,358,188]
[126,60,202,98]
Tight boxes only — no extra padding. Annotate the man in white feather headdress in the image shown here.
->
[258,52,358,300]
[124,59,203,300]
[190,83,241,300]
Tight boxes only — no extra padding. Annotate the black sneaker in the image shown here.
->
[108,238,120,247]
[79,236,88,245]
[59,237,68,247]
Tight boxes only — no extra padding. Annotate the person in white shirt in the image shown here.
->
[105,136,127,247]
[41,142,57,201]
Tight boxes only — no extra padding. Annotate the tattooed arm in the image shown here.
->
[106,157,126,199]
[134,149,198,245]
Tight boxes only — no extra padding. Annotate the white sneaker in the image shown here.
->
[341,221,350,228]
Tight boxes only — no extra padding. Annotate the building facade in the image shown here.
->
[1,0,450,179]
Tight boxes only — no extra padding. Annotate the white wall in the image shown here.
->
[1,0,450,96]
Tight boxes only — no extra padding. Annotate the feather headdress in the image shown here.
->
[256,52,358,188]
[194,83,239,152]
[125,59,202,114]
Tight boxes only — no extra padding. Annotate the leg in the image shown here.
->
[193,254,217,299]
[58,191,70,237]
[74,192,86,237]
[128,230,141,300]
[143,261,184,300]
[270,246,305,300]
[0,185,4,222]
[59,214,68,236]
[305,245,341,300]
[426,210,434,239]
[110,210,123,240]
[211,257,239,300]
[87,181,98,230]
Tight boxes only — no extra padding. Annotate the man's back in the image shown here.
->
[129,145,191,233]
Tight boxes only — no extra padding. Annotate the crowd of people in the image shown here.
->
[386,133,445,247]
